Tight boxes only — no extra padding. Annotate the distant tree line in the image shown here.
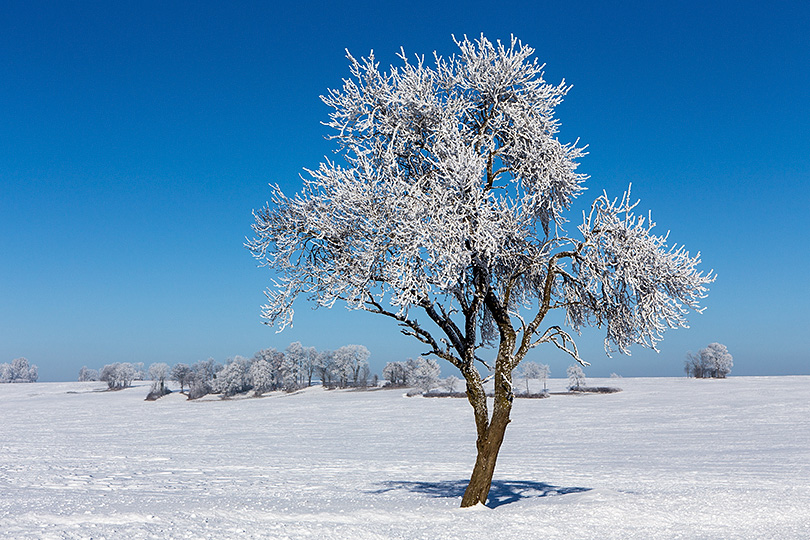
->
[78,342,380,399]
[0,358,38,383]
[685,343,733,379]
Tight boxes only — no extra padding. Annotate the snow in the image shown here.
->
[2,377,809,539]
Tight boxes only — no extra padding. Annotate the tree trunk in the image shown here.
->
[460,364,514,507]
[460,407,511,507]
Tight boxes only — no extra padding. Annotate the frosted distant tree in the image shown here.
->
[685,350,708,378]
[170,363,193,392]
[78,366,99,382]
[248,35,714,507]
[118,363,136,387]
[441,375,462,393]
[520,362,550,394]
[283,342,307,391]
[567,364,586,391]
[249,357,275,396]
[132,362,146,381]
[185,358,221,399]
[99,362,135,390]
[315,350,336,388]
[303,345,319,387]
[704,343,732,378]
[406,357,441,392]
[216,356,253,397]
[333,345,371,387]
[253,348,285,390]
[0,358,39,383]
[383,361,408,387]
[148,363,171,395]
[686,343,732,378]
[192,358,219,383]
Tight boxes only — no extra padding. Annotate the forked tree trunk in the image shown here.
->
[460,407,511,507]
[459,361,514,507]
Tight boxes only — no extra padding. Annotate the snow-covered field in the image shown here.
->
[1,376,809,539]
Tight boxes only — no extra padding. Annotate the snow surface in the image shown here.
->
[1,377,809,539]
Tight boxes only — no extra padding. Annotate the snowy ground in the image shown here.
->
[1,376,809,539]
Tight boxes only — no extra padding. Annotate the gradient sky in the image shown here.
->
[2,0,808,381]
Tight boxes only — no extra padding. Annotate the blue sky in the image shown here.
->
[2,1,808,381]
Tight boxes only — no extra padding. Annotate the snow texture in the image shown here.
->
[1,377,809,539]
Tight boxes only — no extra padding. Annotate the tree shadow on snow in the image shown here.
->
[372,479,591,508]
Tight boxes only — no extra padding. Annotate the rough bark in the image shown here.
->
[460,397,512,507]
[460,340,516,507]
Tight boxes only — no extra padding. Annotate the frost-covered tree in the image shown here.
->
[248,35,713,507]
[78,366,99,382]
[704,343,733,378]
[302,345,319,387]
[186,358,221,399]
[0,358,38,383]
[315,350,336,388]
[406,357,441,392]
[441,375,462,393]
[383,361,409,387]
[333,345,371,388]
[283,342,307,391]
[253,348,285,390]
[148,363,171,396]
[520,362,549,394]
[99,362,135,390]
[686,343,732,378]
[215,356,253,397]
[170,363,193,392]
[132,362,146,381]
[249,356,275,396]
[567,364,586,391]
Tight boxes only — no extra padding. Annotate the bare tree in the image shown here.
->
[248,35,713,507]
